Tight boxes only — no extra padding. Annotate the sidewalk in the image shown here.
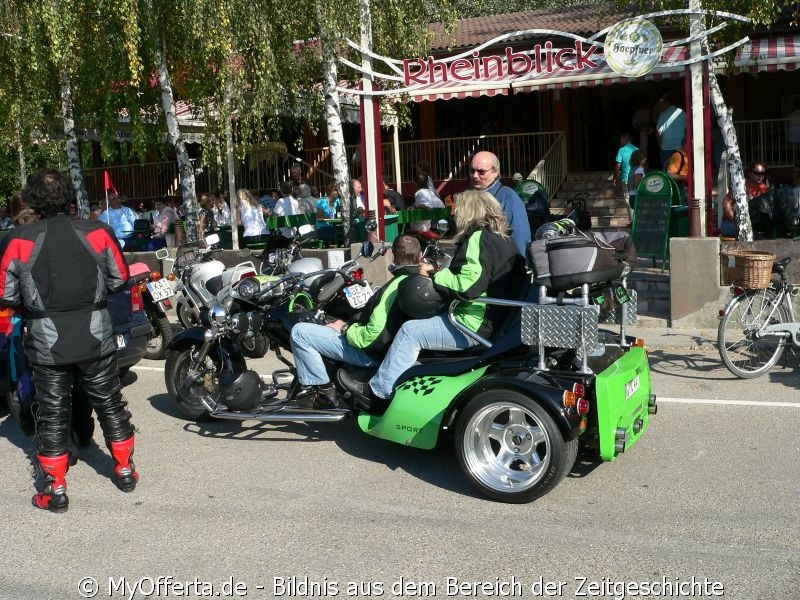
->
[626,325,717,351]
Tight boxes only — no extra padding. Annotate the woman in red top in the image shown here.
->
[722,162,770,237]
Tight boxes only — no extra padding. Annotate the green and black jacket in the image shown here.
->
[345,264,418,359]
[432,225,526,338]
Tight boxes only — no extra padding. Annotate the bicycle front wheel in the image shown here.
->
[717,288,790,378]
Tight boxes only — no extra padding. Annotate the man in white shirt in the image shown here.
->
[410,172,444,232]
[99,194,138,248]
[274,180,301,238]
[351,179,366,214]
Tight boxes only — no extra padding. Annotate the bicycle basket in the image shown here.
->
[719,250,775,289]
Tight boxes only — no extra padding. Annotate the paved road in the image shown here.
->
[0,339,798,600]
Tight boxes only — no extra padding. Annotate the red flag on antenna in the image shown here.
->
[103,171,118,196]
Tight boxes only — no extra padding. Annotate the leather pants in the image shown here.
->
[32,354,135,456]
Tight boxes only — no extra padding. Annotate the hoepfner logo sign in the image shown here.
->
[605,19,663,76]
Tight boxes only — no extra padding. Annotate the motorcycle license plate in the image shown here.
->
[147,279,174,302]
[344,282,373,309]
[116,334,126,349]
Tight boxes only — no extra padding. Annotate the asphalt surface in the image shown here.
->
[0,324,798,600]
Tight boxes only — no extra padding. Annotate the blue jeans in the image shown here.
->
[290,322,379,386]
[370,315,478,399]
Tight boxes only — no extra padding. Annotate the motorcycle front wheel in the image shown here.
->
[144,312,174,360]
[165,347,220,420]
[176,302,200,329]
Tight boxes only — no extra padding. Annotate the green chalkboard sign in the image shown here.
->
[633,172,678,269]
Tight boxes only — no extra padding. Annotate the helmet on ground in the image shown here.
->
[218,369,264,410]
[397,274,445,319]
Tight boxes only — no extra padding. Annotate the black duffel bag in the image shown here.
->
[544,235,628,292]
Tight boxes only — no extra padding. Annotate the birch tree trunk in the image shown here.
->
[17,137,27,189]
[226,115,239,250]
[59,66,89,217]
[707,66,752,241]
[157,37,199,243]
[317,0,351,244]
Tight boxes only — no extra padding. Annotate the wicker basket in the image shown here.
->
[719,250,776,289]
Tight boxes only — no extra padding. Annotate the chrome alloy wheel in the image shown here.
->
[462,402,551,493]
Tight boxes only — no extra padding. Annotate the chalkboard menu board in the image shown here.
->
[633,195,671,259]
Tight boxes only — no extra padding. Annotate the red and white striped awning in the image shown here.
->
[723,35,800,73]
[406,35,800,102]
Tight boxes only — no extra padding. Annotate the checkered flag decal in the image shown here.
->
[397,376,444,397]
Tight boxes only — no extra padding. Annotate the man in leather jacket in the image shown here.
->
[289,235,422,410]
[0,168,139,512]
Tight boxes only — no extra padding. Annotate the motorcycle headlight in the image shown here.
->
[231,312,249,333]
[248,311,264,332]
[209,304,229,325]
[237,277,259,299]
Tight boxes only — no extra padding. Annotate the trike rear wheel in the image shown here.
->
[455,390,577,503]
[717,288,789,378]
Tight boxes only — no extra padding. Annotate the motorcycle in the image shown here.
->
[164,237,388,416]
[170,231,328,356]
[163,231,656,504]
[129,261,175,360]
[170,234,259,330]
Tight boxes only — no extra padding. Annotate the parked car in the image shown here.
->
[0,277,149,421]
[107,277,151,375]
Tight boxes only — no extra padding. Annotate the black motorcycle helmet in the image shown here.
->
[397,274,445,319]
[218,369,264,410]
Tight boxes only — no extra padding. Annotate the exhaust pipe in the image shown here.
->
[210,407,350,422]
[648,393,658,415]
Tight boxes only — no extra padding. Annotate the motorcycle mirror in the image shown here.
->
[361,241,374,258]
[364,218,378,232]
[154,248,170,260]
[436,219,449,235]
[204,233,220,247]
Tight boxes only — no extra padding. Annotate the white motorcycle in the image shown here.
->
[169,229,324,357]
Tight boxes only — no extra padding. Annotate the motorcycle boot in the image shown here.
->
[295,383,342,410]
[109,435,139,493]
[32,453,70,513]
[337,370,385,411]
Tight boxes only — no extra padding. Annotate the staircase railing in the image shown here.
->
[527,131,567,200]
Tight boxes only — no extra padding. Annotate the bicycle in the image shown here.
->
[717,257,800,378]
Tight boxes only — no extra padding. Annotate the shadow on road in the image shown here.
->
[0,414,118,487]
[147,392,480,499]
[648,349,731,378]
[649,346,800,384]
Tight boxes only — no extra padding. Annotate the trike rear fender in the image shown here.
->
[593,346,653,460]
[357,366,582,450]
[358,366,489,449]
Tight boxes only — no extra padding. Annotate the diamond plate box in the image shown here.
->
[520,304,600,350]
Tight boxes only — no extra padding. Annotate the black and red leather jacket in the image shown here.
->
[0,214,129,366]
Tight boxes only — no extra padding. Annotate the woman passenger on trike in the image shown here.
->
[339,190,527,408]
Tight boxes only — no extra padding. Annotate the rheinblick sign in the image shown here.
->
[403,42,601,85]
